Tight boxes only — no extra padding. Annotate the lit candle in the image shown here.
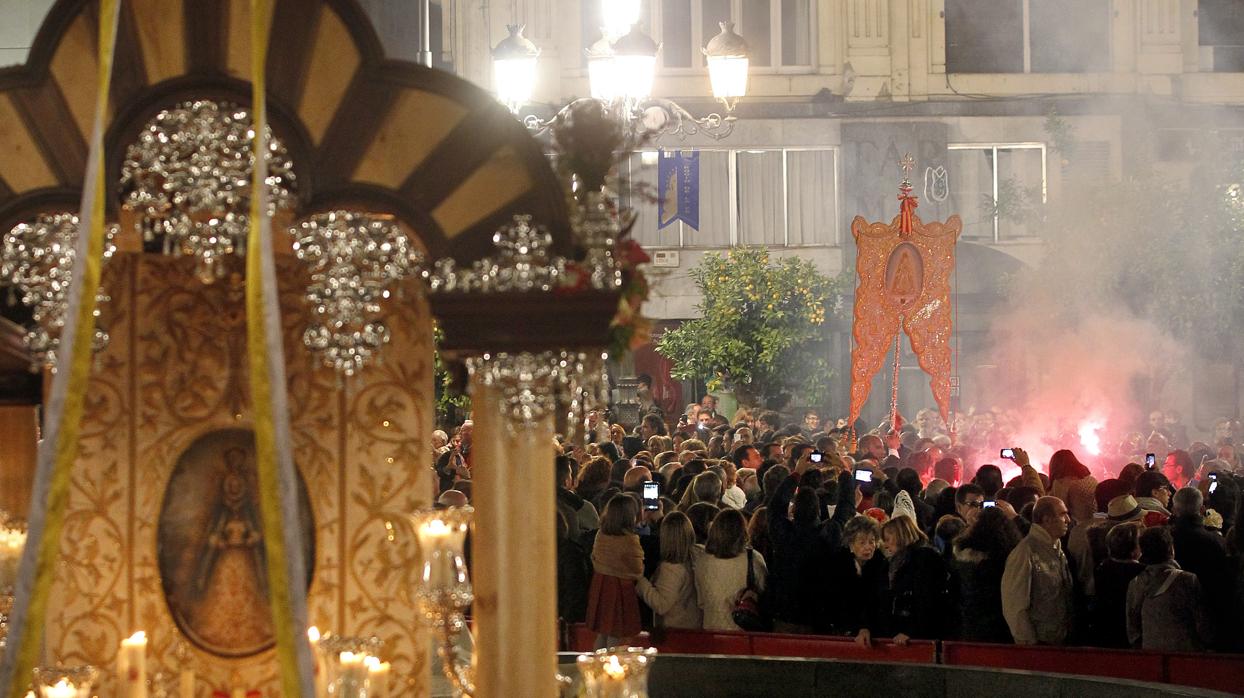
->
[415,515,469,592]
[364,656,390,698]
[119,631,148,698]
[338,651,366,698]
[308,627,328,698]
[599,655,629,698]
[177,668,194,698]
[0,525,26,589]
[602,655,626,680]
[40,679,77,698]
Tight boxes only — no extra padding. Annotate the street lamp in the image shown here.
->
[586,33,619,102]
[492,2,749,141]
[704,21,749,112]
[492,25,541,114]
[607,25,659,106]
[600,0,642,40]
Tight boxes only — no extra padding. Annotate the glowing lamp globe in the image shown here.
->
[586,33,619,102]
[610,25,659,103]
[492,25,541,113]
[601,0,641,39]
[704,21,749,108]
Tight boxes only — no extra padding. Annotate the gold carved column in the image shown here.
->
[469,377,558,698]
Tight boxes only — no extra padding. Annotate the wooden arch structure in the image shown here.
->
[0,0,571,262]
[0,1,576,696]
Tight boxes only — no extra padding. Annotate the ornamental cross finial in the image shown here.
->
[899,153,916,177]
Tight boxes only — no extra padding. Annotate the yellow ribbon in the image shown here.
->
[2,0,119,694]
[248,1,314,695]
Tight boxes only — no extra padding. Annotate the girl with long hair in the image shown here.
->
[586,494,645,648]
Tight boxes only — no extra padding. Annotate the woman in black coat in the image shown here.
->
[881,515,950,642]
[950,506,1021,642]
[765,456,859,633]
[820,514,889,643]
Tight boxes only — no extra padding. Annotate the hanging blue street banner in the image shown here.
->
[658,149,700,231]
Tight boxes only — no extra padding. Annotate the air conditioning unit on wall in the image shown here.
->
[651,250,680,268]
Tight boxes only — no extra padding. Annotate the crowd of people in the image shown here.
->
[432,396,1244,654]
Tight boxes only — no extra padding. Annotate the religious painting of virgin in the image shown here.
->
[157,428,315,657]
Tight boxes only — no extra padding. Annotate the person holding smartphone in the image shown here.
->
[635,511,701,629]
[765,450,834,634]
[586,495,646,648]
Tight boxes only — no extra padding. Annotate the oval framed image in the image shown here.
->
[156,428,315,658]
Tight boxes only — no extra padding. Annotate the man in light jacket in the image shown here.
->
[1002,496,1075,644]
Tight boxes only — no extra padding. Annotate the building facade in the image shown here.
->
[435,0,1244,426]
[4,0,1242,427]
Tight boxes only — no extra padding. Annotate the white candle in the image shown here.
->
[230,689,244,698]
[308,627,328,698]
[178,668,194,698]
[40,679,76,698]
[120,631,148,698]
[364,656,390,698]
[338,652,366,698]
[0,526,25,588]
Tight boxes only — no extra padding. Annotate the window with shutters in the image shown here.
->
[1200,0,1244,72]
[620,147,839,248]
[945,0,1109,74]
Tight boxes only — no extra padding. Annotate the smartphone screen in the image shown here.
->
[854,468,872,483]
[1210,481,1219,494]
[1145,453,1156,469]
[810,451,823,463]
[642,481,660,510]
[983,501,997,508]
[1000,448,1015,460]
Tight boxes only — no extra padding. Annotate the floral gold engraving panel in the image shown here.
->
[46,256,432,697]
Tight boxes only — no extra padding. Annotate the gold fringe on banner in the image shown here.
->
[247,0,315,695]
[0,0,120,694]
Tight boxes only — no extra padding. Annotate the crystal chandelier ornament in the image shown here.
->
[422,215,565,294]
[292,211,423,376]
[119,99,296,283]
[1,213,116,371]
[464,350,609,437]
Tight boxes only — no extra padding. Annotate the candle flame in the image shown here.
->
[125,630,147,644]
[602,655,626,679]
[422,519,451,535]
[307,626,321,643]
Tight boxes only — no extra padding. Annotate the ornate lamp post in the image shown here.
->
[493,1,749,141]
[491,25,541,115]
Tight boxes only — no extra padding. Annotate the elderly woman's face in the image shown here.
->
[850,534,877,563]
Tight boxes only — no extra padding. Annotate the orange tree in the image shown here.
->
[655,247,844,410]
